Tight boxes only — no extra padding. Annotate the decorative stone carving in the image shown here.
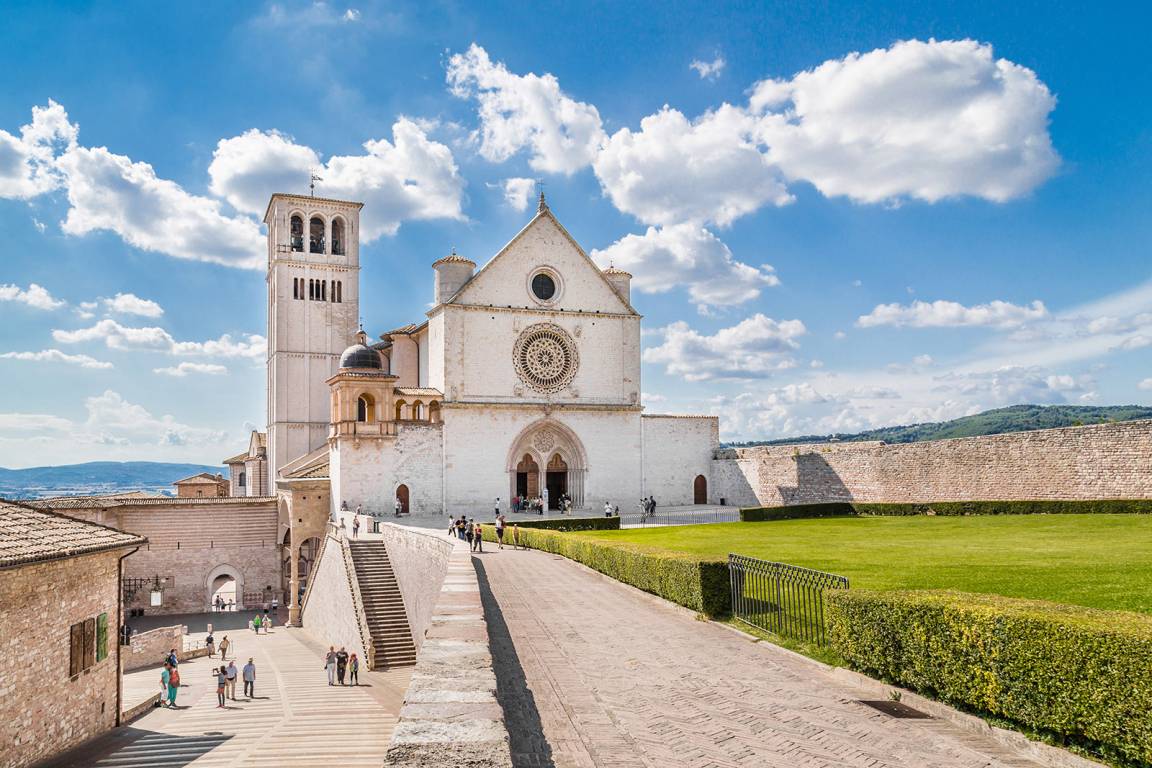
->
[533,430,556,453]
[513,323,579,394]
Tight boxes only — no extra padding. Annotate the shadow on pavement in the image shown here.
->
[473,557,556,768]
[39,727,233,767]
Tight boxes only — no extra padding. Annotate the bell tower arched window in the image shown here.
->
[290,215,304,252]
[309,216,325,254]
[332,218,345,255]
[357,394,374,423]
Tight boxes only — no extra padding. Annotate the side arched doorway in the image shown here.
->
[396,484,410,515]
[546,454,568,509]
[693,474,708,504]
[515,453,540,499]
[206,563,243,610]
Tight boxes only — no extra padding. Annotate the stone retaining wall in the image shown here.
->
[123,625,185,672]
[384,535,512,767]
[300,532,370,665]
[380,523,454,651]
[715,419,1152,507]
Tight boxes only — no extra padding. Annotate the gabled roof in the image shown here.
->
[173,472,226,485]
[436,206,639,316]
[0,500,146,569]
[223,451,249,465]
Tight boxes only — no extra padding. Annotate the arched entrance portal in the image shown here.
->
[693,474,708,504]
[206,563,243,610]
[507,420,587,511]
[396,484,410,515]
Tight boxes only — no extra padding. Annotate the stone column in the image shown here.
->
[287,525,301,626]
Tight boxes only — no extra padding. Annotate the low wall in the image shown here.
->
[715,419,1152,507]
[300,532,369,665]
[384,535,512,767]
[123,625,185,672]
[381,523,454,651]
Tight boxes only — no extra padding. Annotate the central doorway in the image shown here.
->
[516,453,540,499]
[546,453,568,509]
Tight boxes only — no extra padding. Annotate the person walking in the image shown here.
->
[395,497,403,517]
[352,515,360,538]
[512,524,521,550]
[167,648,179,668]
[349,653,359,686]
[252,614,261,634]
[465,519,474,549]
[243,658,256,698]
[215,666,227,708]
[473,522,483,552]
[336,647,349,685]
[226,660,238,700]
[206,633,216,658]
[494,497,501,517]
[325,647,337,685]
[166,663,180,708]
[495,514,506,549]
[456,517,466,540]
[160,663,174,708]
[219,635,230,660]
[264,612,274,633]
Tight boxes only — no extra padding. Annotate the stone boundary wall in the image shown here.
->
[384,535,512,768]
[123,625,185,672]
[300,531,369,665]
[714,419,1152,507]
[380,523,454,652]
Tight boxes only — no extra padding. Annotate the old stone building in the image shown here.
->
[0,500,145,768]
[172,471,230,498]
[223,430,270,497]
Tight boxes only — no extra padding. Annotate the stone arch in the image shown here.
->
[394,399,407,421]
[428,400,442,423]
[357,393,375,423]
[693,474,708,505]
[206,563,243,610]
[331,215,346,255]
[395,483,410,515]
[506,419,587,510]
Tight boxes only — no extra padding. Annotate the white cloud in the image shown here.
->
[0,283,65,310]
[591,224,779,310]
[208,120,465,239]
[0,100,77,200]
[0,412,73,434]
[154,362,228,377]
[932,366,1094,405]
[344,8,360,21]
[497,177,536,212]
[57,145,265,269]
[750,39,1059,203]
[82,390,226,447]
[913,354,935,366]
[52,318,266,358]
[446,44,606,175]
[690,55,726,80]
[641,392,666,404]
[0,349,113,369]
[643,314,806,381]
[104,292,164,318]
[858,299,1047,329]
[594,105,791,227]
[1139,378,1152,391]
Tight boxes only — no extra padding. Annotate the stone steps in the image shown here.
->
[347,541,417,669]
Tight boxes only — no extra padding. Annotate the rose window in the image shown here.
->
[514,324,579,393]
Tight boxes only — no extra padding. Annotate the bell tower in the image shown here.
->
[264,193,364,479]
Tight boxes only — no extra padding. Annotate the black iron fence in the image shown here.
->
[623,507,741,528]
[729,554,849,646]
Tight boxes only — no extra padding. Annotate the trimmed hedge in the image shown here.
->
[826,590,1152,765]
[741,498,1152,521]
[481,525,729,616]
[505,516,621,532]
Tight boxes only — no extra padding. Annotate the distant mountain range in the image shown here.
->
[0,461,223,500]
[725,404,1152,448]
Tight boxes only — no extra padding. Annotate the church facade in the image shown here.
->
[263,192,718,520]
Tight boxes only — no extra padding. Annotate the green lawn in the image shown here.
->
[576,515,1152,614]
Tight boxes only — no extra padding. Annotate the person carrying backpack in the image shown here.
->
[167,665,180,708]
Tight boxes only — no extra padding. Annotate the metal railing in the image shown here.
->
[729,554,848,646]
[622,507,741,528]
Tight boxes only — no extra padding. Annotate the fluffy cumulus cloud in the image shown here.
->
[0,283,65,310]
[857,299,1048,329]
[208,120,465,240]
[591,224,779,311]
[103,292,163,318]
[1140,378,1152,391]
[933,366,1096,405]
[0,100,77,200]
[643,314,806,381]
[593,105,792,227]
[690,54,726,80]
[154,362,228,377]
[0,349,113,369]
[52,318,266,358]
[81,390,226,447]
[498,177,536,212]
[446,44,606,175]
[750,39,1059,203]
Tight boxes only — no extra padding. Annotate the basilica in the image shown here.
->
[261,191,719,519]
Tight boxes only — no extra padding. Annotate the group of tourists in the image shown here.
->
[324,646,359,685]
[638,496,658,518]
[212,595,235,612]
[449,514,521,551]
[158,645,256,709]
[213,658,257,707]
[508,493,573,514]
[249,610,274,633]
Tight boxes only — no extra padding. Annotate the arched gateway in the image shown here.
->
[507,420,587,510]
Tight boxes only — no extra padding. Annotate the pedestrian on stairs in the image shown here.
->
[496,514,506,549]
[243,658,256,698]
[336,647,349,685]
[512,524,521,550]
[325,647,337,685]
[349,653,360,685]
[465,519,474,548]
[219,635,230,660]
[473,523,484,552]
[352,516,360,538]
[216,666,227,708]
[226,661,238,700]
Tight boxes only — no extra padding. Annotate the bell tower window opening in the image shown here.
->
[292,278,298,300]
[322,280,327,302]
[309,216,325,254]
[290,215,304,252]
[357,394,374,423]
[332,218,345,255]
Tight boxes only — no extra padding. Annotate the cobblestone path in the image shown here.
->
[475,547,1049,768]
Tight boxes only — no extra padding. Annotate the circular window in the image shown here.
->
[513,323,579,394]
[531,272,556,302]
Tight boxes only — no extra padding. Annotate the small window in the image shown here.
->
[309,216,325,254]
[334,281,341,303]
[322,280,327,302]
[239,471,246,488]
[357,395,371,422]
[70,618,96,678]
[332,218,345,255]
[290,215,304,252]
[532,272,556,301]
[292,278,299,300]
[309,279,315,301]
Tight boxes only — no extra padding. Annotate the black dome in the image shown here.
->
[339,343,382,370]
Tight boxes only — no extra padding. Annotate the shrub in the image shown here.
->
[826,590,1152,765]
[481,526,728,616]
[740,499,1152,521]
[506,516,621,532]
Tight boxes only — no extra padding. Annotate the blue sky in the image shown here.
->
[1,0,1150,467]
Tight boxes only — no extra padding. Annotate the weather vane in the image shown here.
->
[309,172,323,197]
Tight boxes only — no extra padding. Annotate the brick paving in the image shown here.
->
[474,547,1050,768]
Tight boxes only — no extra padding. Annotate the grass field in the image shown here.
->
[575,515,1152,614]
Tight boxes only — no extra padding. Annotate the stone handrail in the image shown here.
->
[334,524,376,670]
[297,525,330,615]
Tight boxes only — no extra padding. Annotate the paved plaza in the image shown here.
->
[474,545,1050,768]
[46,625,410,768]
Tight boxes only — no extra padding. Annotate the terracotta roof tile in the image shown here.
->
[0,500,146,568]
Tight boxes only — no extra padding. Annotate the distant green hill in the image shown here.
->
[726,405,1152,448]
[0,461,222,499]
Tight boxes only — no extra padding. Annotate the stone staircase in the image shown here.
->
[347,540,417,668]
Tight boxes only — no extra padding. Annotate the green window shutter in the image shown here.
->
[96,613,108,662]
